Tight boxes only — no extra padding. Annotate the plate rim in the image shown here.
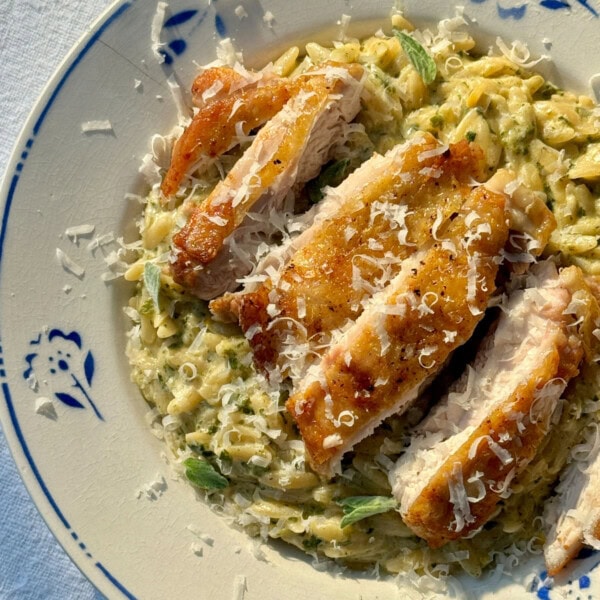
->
[0,1,138,597]
[3,1,600,598]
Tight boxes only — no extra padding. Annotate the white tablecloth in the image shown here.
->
[0,2,113,597]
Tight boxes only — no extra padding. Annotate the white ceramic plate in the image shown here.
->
[2,1,600,598]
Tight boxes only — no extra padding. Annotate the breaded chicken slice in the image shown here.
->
[543,419,600,575]
[161,69,292,199]
[286,184,509,476]
[391,262,597,548]
[543,284,600,577]
[212,134,489,377]
[190,65,259,109]
[170,63,364,299]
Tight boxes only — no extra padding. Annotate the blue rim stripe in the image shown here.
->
[32,1,132,136]
[0,175,20,271]
[2,383,70,529]
[96,563,137,600]
[0,1,138,598]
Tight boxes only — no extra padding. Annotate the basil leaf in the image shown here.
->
[183,457,228,490]
[143,262,162,312]
[394,30,437,85]
[307,158,351,204]
[338,495,397,528]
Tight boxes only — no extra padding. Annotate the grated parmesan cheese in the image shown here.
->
[234,5,248,19]
[80,120,113,133]
[262,10,275,28]
[35,397,57,420]
[495,36,549,68]
[448,462,475,532]
[65,224,95,243]
[323,433,343,448]
[151,2,168,63]
[56,248,85,278]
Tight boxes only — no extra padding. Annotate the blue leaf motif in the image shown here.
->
[540,0,570,8]
[215,14,227,37]
[84,351,95,386]
[164,9,199,28]
[574,0,599,16]
[55,392,85,409]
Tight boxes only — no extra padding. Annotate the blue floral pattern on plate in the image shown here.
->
[470,0,598,19]
[156,5,211,65]
[3,0,600,598]
[23,328,103,421]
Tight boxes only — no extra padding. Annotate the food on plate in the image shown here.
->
[125,12,600,580]
[212,134,489,369]
[169,63,363,299]
[543,399,600,575]
[287,181,509,476]
[392,262,598,546]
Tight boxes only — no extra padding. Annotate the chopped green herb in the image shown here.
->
[302,536,322,550]
[245,462,269,477]
[143,262,162,312]
[466,131,477,142]
[430,114,444,128]
[218,450,233,470]
[338,496,397,528]
[307,158,351,204]
[394,30,437,85]
[183,457,228,490]
[535,82,560,100]
[237,397,255,415]
[226,351,240,370]
[558,115,573,127]
[139,298,155,315]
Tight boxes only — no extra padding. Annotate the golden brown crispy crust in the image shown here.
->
[405,341,581,548]
[161,77,295,198]
[404,265,596,549]
[170,63,364,292]
[286,185,509,475]
[190,66,250,108]
[237,137,488,372]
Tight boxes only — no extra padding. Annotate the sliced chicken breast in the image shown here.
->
[286,184,509,476]
[170,63,364,299]
[391,262,597,548]
[215,134,489,376]
[161,73,294,199]
[190,65,261,109]
[543,421,600,575]
[542,308,600,578]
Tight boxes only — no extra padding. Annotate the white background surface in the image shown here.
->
[0,1,112,597]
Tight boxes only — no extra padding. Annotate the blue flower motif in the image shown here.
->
[23,328,103,421]
[157,6,210,66]
[469,0,599,18]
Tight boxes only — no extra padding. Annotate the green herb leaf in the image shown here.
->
[183,457,228,490]
[338,495,397,528]
[307,158,351,204]
[302,536,322,550]
[143,262,162,312]
[394,30,437,85]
